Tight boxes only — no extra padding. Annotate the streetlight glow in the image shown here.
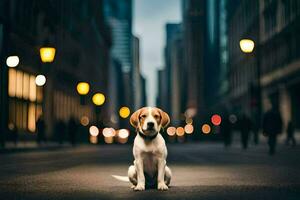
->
[202,124,211,134]
[76,82,90,95]
[184,124,194,134]
[89,125,99,137]
[40,47,56,63]
[35,74,46,86]
[92,93,105,106]
[239,39,255,53]
[119,106,130,118]
[6,56,20,67]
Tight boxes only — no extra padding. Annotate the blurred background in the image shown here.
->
[0,0,299,147]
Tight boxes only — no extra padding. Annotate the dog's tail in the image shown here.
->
[111,175,130,182]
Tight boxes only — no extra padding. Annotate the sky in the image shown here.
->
[133,0,182,106]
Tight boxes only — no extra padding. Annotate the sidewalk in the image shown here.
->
[0,141,74,154]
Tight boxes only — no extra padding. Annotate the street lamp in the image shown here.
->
[239,39,255,53]
[119,106,130,119]
[6,56,19,68]
[76,82,90,95]
[39,47,56,63]
[92,93,105,106]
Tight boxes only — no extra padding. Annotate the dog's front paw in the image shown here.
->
[134,184,145,191]
[157,182,169,191]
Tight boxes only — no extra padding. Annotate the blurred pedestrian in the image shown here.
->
[239,113,252,150]
[286,121,296,146]
[36,116,46,145]
[221,114,232,147]
[8,122,18,146]
[55,120,66,145]
[68,117,78,146]
[263,107,283,155]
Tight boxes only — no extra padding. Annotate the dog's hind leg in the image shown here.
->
[128,165,137,188]
[164,166,172,186]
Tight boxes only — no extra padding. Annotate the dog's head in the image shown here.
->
[130,107,170,136]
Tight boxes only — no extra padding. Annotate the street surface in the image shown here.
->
[0,139,300,199]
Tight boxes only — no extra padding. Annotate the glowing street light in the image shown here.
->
[167,126,176,136]
[76,82,90,95]
[211,114,222,126]
[119,106,130,118]
[92,93,105,106]
[6,56,19,67]
[35,74,46,86]
[239,39,255,53]
[184,124,194,134]
[176,127,185,136]
[40,47,56,63]
[202,124,211,134]
[89,125,99,137]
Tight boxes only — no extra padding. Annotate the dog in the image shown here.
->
[128,107,172,191]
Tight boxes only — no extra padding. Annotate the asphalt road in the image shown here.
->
[0,141,300,200]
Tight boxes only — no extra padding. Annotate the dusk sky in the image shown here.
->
[133,0,182,106]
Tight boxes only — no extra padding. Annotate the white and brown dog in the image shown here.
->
[128,107,172,191]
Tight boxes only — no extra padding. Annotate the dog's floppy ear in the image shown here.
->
[130,108,141,128]
[158,109,170,128]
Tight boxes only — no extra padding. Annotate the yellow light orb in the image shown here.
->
[167,126,176,136]
[239,39,255,53]
[76,82,90,95]
[184,124,194,134]
[202,124,211,134]
[40,47,56,63]
[176,127,185,136]
[119,106,130,118]
[92,93,105,106]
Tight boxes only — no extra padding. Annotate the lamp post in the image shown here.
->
[240,38,261,144]
[38,46,56,86]
[92,93,105,132]
[76,82,90,105]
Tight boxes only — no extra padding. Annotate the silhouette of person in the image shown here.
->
[55,120,66,145]
[263,107,283,155]
[239,113,252,150]
[8,122,18,146]
[286,121,296,146]
[36,116,46,144]
[221,114,232,147]
[68,117,78,146]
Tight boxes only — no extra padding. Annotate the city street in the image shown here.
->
[1,140,300,200]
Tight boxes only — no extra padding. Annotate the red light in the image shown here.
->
[211,114,222,126]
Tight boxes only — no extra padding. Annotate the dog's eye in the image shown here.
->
[154,114,160,119]
[140,114,146,118]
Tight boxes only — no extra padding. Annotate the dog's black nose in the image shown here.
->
[147,122,154,128]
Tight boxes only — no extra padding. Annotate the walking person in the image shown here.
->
[263,107,283,155]
[36,116,46,145]
[286,121,296,146]
[239,113,252,150]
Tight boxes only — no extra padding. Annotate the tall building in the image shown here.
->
[259,0,300,128]
[182,0,206,128]
[0,0,111,144]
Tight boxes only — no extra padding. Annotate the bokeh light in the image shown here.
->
[35,75,46,86]
[76,82,90,95]
[40,47,56,63]
[229,114,238,124]
[90,135,98,144]
[104,136,114,144]
[89,125,99,136]
[6,56,19,67]
[176,127,185,136]
[167,126,176,136]
[92,93,105,106]
[102,127,116,137]
[118,129,129,139]
[239,39,255,53]
[119,106,130,118]
[202,124,211,134]
[80,116,89,126]
[185,118,193,124]
[211,114,222,126]
[184,124,194,134]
